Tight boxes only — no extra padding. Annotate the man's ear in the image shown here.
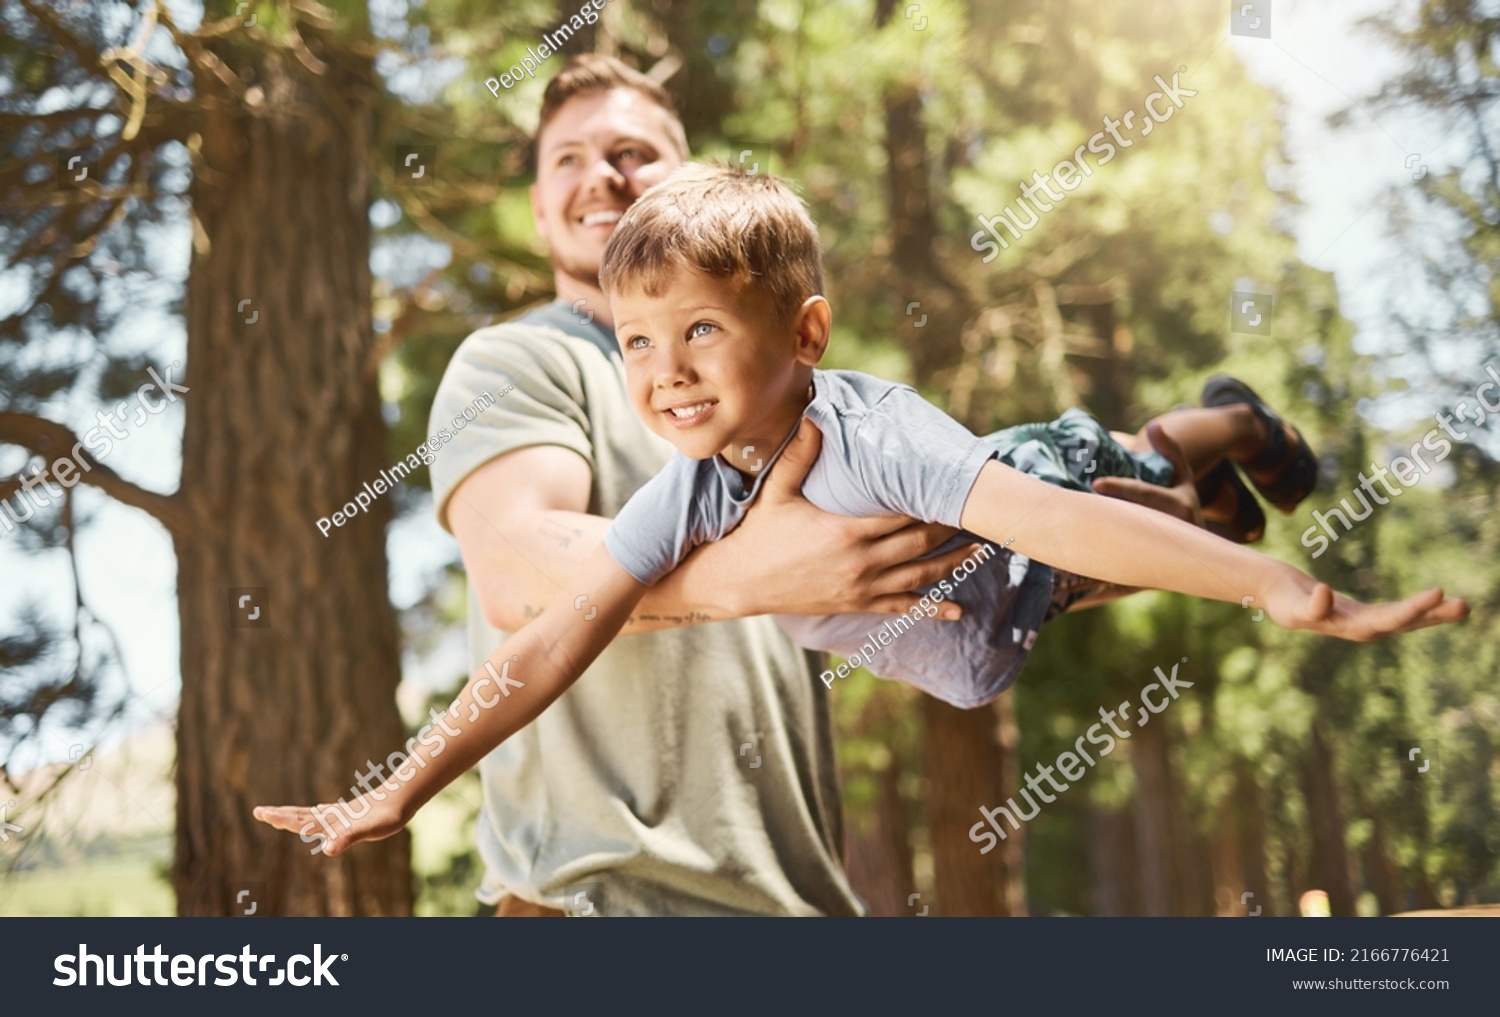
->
[792,295,831,366]
[529,182,549,241]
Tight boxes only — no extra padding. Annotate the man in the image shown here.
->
[428,55,982,917]
[429,55,1206,916]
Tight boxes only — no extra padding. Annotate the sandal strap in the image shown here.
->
[1244,416,1291,473]
[1201,374,1319,511]
[1257,433,1319,505]
[1201,460,1266,543]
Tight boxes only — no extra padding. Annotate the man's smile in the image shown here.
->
[578,207,626,231]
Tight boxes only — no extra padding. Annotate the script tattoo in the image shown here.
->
[635,611,713,626]
[539,518,582,549]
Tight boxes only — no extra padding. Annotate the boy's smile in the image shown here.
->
[611,267,829,476]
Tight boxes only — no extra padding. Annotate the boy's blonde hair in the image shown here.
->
[599,162,824,325]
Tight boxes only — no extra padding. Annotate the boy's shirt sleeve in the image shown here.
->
[846,383,997,527]
[603,454,709,585]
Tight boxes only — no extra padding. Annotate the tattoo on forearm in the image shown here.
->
[539,519,582,549]
[634,611,714,626]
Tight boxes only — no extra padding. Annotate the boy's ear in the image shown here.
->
[792,295,831,366]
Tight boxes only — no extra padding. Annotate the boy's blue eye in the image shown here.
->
[689,321,717,339]
[626,335,650,350]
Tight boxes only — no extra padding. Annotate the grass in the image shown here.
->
[0,849,174,917]
[0,776,487,916]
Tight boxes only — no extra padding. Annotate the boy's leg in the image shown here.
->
[1099,421,1204,526]
[1119,377,1322,518]
[1112,405,1273,536]
[1111,403,1267,479]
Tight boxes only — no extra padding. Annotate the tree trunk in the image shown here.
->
[1086,803,1135,916]
[875,0,1015,917]
[843,753,916,917]
[921,696,1020,915]
[1362,812,1401,916]
[1302,724,1356,917]
[1175,794,1214,916]
[1212,772,1270,917]
[1211,816,1243,917]
[992,692,1028,915]
[1129,719,1177,915]
[842,688,917,916]
[173,18,413,915]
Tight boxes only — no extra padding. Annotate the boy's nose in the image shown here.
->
[651,347,696,388]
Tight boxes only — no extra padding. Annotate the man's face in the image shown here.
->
[531,89,685,289]
[612,267,820,467]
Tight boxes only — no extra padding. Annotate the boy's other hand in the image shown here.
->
[1264,572,1470,642]
[1091,421,1204,526]
[707,417,975,620]
[253,797,405,857]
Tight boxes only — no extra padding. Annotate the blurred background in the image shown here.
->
[1,0,1495,916]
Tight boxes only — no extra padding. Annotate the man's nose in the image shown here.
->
[583,155,627,193]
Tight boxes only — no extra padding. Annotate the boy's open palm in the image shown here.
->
[254,798,405,857]
[1264,580,1469,642]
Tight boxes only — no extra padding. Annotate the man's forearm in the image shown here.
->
[476,509,739,634]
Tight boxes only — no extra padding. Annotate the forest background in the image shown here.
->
[1,0,1495,916]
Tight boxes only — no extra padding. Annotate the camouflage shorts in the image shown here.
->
[986,406,1175,493]
[984,407,1176,619]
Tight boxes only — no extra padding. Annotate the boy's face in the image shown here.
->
[531,89,685,290]
[611,268,827,468]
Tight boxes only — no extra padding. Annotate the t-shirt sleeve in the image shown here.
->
[602,455,706,585]
[429,324,594,533]
[849,384,997,527]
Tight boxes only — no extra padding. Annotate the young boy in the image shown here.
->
[256,164,1467,857]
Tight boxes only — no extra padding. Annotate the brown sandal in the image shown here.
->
[1201,375,1319,513]
[1198,459,1266,543]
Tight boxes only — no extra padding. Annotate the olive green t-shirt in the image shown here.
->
[428,306,861,916]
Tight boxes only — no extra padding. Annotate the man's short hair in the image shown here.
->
[599,162,824,326]
[536,54,689,166]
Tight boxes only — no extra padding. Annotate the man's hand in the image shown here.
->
[254,796,405,858]
[1262,572,1470,642]
[681,418,981,621]
[1090,421,1204,526]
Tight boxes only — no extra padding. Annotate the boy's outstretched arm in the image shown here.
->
[960,459,1468,641]
[254,544,646,856]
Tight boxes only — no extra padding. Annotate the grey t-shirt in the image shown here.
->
[605,369,1053,709]
[429,303,861,917]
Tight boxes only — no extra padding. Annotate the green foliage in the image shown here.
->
[385,0,1496,912]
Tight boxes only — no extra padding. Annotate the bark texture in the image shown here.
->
[172,17,412,915]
